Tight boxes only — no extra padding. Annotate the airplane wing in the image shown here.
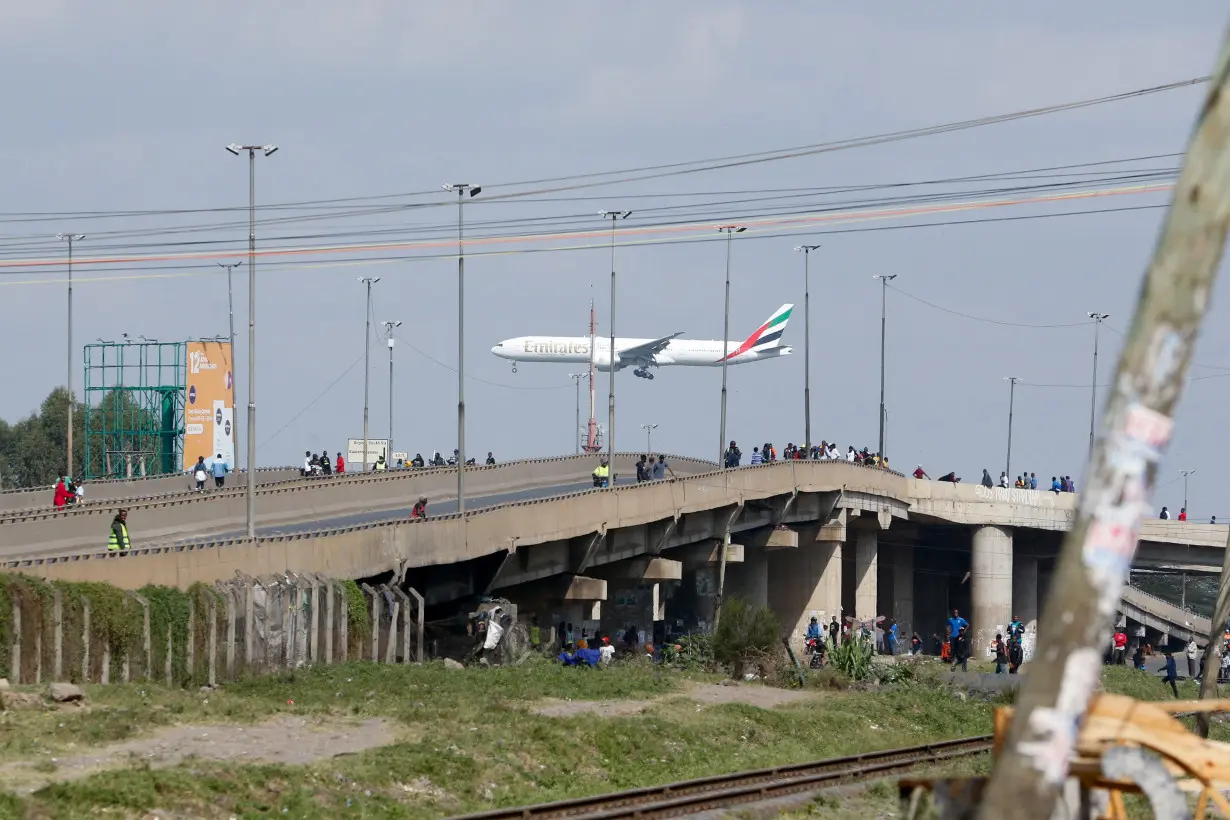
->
[616,332,683,366]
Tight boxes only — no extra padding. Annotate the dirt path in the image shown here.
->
[1,715,395,794]
[531,681,818,718]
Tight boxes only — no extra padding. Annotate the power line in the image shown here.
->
[886,283,1092,328]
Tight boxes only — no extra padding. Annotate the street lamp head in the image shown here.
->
[56,233,86,242]
[217,260,243,270]
[873,274,898,282]
[715,225,745,234]
[1088,312,1110,320]
[262,145,278,157]
[443,183,481,196]
[794,244,821,252]
[225,144,241,155]
[600,210,632,219]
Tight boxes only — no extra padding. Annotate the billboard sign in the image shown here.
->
[183,341,235,471]
[347,438,389,469]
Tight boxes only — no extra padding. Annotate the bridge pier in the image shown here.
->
[972,525,1013,657]
[889,545,914,647]
[1012,554,1039,659]
[854,529,878,625]
[768,524,842,652]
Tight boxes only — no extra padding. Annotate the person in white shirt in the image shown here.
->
[598,636,615,663]
[827,444,839,459]
[999,472,1009,488]
[846,446,856,462]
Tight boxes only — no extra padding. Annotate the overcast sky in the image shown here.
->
[1,3,1228,515]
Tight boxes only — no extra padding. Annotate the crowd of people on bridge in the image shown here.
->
[299,448,498,477]
[722,440,896,471]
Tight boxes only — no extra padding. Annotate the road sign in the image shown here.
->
[346,438,389,468]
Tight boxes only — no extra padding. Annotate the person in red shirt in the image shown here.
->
[1112,630,1127,665]
[1179,507,1188,522]
[335,454,345,474]
[913,465,930,480]
[53,476,71,508]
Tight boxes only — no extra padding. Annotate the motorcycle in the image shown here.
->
[592,474,609,488]
[805,637,826,669]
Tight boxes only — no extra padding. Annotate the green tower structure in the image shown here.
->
[82,340,186,480]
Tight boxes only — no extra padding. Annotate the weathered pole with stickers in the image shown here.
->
[979,31,1230,819]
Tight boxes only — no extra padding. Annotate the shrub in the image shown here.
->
[713,598,782,678]
[830,634,875,681]
[659,632,714,670]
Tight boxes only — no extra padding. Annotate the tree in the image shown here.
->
[712,597,782,678]
[0,388,85,488]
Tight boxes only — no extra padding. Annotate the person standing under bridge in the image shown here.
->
[107,509,131,552]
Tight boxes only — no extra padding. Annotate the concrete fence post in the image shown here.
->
[9,600,20,685]
[408,587,425,663]
[223,585,238,680]
[186,598,196,682]
[324,579,335,664]
[124,591,151,682]
[360,583,380,662]
[308,576,321,664]
[164,623,173,686]
[380,586,399,665]
[52,587,63,681]
[338,583,349,663]
[389,586,413,664]
[81,598,90,683]
[244,581,255,673]
[207,594,218,687]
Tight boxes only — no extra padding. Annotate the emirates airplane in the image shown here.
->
[491,304,793,380]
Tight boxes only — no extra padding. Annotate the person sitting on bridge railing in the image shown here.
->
[486,452,496,465]
[411,496,427,519]
[937,472,960,483]
[107,509,131,552]
[53,474,72,507]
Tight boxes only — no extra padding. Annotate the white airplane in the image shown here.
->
[491,304,793,380]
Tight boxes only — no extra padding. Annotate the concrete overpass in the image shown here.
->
[7,460,1222,657]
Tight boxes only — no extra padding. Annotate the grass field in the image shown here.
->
[0,658,1214,819]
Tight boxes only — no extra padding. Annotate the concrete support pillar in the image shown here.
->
[972,525,1013,658]
[731,546,769,609]
[892,546,914,649]
[768,537,842,652]
[1012,554,1039,661]
[854,530,878,623]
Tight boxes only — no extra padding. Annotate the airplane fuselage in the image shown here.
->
[491,336,791,370]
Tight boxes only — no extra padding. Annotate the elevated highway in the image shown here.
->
[0,453,715,560]
[7,460,1221,655]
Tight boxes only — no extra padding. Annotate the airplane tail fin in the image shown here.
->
[720,304,793,362]
[748,303,792,350]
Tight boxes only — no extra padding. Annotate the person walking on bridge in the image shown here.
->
[211,454,230,488]
[107,509,131,552]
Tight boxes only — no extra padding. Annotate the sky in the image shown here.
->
[1,3,1228,515]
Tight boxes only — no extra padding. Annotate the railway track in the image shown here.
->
[450,735,994,819]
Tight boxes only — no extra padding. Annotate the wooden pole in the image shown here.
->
[980,41,1230,818]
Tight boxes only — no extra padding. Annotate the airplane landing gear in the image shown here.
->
[511,363,518,374]
[633,368,654,380]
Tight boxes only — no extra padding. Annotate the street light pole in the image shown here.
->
[1004,376,1021,479]
[358,278,381,471]
[217,261,243,468]
[1181,469,1196,511]
[444,183,481,513]
[383,320,402,463]
[794,245,820,451]
[716,226,745,467]
[600,209,630,475]
[873,274,897,460]
[569,373,584,454]
[56,233,85,480]
[641,423,658,454]
[1087,311,1110,461]
[225,143,277,540]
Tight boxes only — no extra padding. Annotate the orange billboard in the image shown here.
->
[183,341,236,471]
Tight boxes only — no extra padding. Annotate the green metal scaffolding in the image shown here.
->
[82,341,186,480]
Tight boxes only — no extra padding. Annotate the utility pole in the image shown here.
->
[795,245,820,451]
[979,48,1230,818]
[1087,311,1110,461]
[225,143,278,540]
[569,373,584,454]
[444,183,481,513]
[358,278,380,471]
[1004,376,1020,480]
[716,226,745,467]
[600,209,630,474]
[873,274,897,460]
[1182,468,1196,511]
[56,233,85,480]
[383,321,402,463]
[217,261,243,468]
[641,423,658,454]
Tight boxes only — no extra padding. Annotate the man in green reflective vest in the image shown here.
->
[107,509,130,552]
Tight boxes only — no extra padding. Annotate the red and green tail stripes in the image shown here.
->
[719,304,793,362]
